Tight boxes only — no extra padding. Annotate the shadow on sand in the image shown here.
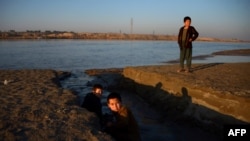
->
[164,54,214,64]
[120,78,249,141]
[191,63,223,72]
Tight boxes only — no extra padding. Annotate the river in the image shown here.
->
[0,40,249,70]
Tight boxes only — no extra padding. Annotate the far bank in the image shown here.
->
[1,31,247,42]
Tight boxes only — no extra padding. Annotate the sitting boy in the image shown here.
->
[105,92,141,141]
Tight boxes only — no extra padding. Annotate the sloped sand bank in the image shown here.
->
[0,70,113,141]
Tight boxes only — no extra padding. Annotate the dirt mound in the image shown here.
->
[0,70,113,141]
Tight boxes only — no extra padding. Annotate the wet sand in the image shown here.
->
[212,48,250,56]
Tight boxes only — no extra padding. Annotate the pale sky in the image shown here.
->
[1,0,249,41]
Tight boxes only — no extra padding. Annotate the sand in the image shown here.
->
[0,70,113,141]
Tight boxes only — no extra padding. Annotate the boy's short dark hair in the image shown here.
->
[107,92,122,103]
[92,84,103,90]
[184,16,191,22]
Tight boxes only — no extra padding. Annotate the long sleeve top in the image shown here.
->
[178,26,199,48]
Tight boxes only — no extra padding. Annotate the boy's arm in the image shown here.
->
[81,94,92,108]
[177,27,182,48]
[191,27,199,41]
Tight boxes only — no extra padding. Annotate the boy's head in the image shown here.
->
[92,84,103,97]
[183,16,191,27]
[107,92,122,112]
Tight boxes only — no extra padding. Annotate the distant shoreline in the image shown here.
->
[1,31,248,42]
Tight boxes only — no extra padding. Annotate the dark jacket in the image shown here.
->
[81,92,102,118]
[178,26,199,48]
[106,106,141,141]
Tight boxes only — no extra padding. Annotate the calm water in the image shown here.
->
[0,40,249,71]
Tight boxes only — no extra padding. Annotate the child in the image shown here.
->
[105,92,141,141]
[177,16,199,73]
[81,84,103,119]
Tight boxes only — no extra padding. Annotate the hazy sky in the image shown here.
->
[1,0,249,40]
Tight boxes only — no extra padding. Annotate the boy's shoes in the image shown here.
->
[177,68,192,73]
[177,68,185,72]
[185,68,192,73]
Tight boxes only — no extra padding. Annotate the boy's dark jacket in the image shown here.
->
[81,92,102,118]
[178,26,199,48]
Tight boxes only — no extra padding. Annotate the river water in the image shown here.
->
[0,40,249,70]
[1,40,249,140]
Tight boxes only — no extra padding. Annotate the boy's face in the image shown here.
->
[108,98,122,112]
[184,20,191,27]
[93,88,102,97]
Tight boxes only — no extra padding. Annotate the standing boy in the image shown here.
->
[105,92,141,141]
[177,16,199,73]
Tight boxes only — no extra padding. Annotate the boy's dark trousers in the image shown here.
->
[180,47,192,69]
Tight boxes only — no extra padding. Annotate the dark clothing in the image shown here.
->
[178,26,198,69]
[180,47,192,69]
[105,106,141,141]
[81,92,102,119]
[178,26,199,49]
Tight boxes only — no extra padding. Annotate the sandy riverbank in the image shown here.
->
[122,62,250,120]
[0,70,114,141]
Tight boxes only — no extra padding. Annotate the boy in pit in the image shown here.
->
[105,92,141,141]
[81,84,103,119]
